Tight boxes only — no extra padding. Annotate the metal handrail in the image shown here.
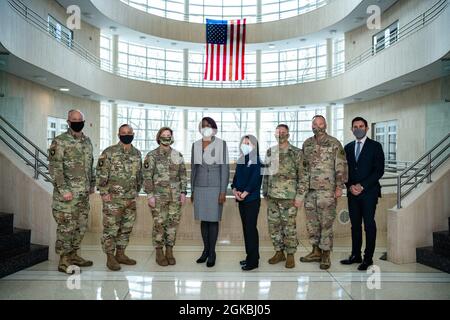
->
[0,116,51,182]
[396,133,450,209]
[6,0,448,88]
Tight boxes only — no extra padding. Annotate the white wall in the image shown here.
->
[343,77,450,162]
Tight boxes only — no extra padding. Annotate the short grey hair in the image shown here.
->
[67,109,85,120]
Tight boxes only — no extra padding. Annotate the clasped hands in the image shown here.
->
[349,184,364,196]
[232,188,249,202]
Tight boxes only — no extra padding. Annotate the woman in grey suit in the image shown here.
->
[191,117,230,267]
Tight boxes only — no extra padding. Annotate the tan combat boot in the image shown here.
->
[300,245,322,263]
[165,246,176,265]
[115,248,137,265]
[268,251,286,264]
[69,250,93,267]
[320,250,331,270]
[285,254,295,269]
[155,248,169,266]
[58,254,78,274]
[106,253,121,271]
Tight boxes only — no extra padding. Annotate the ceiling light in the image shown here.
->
[268,44,275,49]
[300,38,306,42]
[59,87,70,92]
[108,99,115,103]
[329,29,337,35]
[109,26,117,32]
[140,36,147,40]
[171,42,177,46]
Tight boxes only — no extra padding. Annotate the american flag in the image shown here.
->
[204,18,247,81]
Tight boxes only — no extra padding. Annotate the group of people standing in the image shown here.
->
[49,110,384,274]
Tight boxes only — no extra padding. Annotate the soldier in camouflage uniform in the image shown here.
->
[262,124,307,269]
[48,109,95,274]
[300,115,348,270]
[96,124,143,271]
[143,127,187,267]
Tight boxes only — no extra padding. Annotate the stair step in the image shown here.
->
[0,213,14,235]
[0,228,31,260]
[416,246,450,274]
[0,244,49,279]
[433,231,450,258]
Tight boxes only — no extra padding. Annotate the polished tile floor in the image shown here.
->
[1,232,449,300]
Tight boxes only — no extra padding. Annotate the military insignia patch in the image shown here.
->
[144,161,149,169]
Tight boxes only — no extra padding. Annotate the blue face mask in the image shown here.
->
[241,144,253,156]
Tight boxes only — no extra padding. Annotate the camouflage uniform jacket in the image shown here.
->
[96,143,143,199]
[143,146,187,202]
[302,133,348,191]
[262,143,307,202]
[48,130,95,201]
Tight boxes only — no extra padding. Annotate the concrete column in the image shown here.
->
[326,104,333,136]
[112,35,119,75]
[184,0,189,22]
[326,37,333,78]
[111,103,118,144]
[182,109,189,155]
[256,49,262,87]
[256,0,262,23]
[256,110,261,141]
[183,48,189,85]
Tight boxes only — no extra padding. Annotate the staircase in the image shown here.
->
[416,217,450,273]
[0,212,48,278]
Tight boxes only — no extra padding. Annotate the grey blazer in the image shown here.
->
[191,137,230,194]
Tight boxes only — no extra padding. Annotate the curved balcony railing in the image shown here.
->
[119,0,330,24]
[6,0,449,88]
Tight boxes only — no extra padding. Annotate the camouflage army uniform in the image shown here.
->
[48,129,95,256]
[96,143,143,254]
[263,144,307,255]
[302,133,348,251]
[143,147,187,248]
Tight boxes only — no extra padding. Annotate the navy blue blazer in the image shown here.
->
[231,154,263,203]
[344,138,385,198]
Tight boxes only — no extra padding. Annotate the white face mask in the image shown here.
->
[201,127,214,138]
[241,144,253,156]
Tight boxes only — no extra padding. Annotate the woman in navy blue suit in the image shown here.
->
[231,135,263,271]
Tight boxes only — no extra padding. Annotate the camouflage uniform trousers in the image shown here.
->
[267,198,299,254]
[101,196,137,254]
[151,200,182,248]
[304,189,337,251]
[52,193,90,255]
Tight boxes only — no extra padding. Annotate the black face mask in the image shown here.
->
[119,135,134,145]
[69,121,85,133]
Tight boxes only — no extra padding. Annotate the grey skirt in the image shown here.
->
[193,186,223,222]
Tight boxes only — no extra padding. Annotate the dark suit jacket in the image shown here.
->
[344,138,385,198]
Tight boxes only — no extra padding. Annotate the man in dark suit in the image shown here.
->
[341,117,385,271]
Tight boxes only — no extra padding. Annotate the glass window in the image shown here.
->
[47,15,73,48]
[374,120,397,161]
[47,117,68,148]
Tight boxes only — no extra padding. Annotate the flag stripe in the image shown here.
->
[241,19,246,80]
[222,44,227,81]
[204,44,209,80]
[210,45,214,80]
[229,21,234,81]
[235,20,241,81]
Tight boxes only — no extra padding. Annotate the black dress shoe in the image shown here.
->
[240,260,247,266]
[241,264,258,271]
[340,255,363,265]
[206,254,216,268]
[196,251,208,264]
[357,260,374,271]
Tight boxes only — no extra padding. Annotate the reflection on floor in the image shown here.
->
[0,233,449,300]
